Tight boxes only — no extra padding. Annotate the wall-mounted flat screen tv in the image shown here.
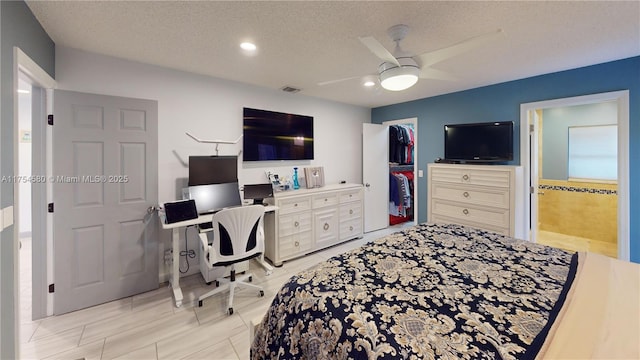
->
[243,107,314,161]
[444,121,514,162]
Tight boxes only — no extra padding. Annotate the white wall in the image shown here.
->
[55,46,370,277]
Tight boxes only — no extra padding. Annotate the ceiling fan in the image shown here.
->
[319,24,503,91]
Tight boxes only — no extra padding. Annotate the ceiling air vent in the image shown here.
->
[281,86,301,93]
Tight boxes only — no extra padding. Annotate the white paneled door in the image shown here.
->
[362,123,389,232]
[53,90,158,315]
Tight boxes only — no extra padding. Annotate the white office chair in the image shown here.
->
[197,205,265,314]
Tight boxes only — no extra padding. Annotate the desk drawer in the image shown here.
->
[277,196,311,215]
[431,183,510,209]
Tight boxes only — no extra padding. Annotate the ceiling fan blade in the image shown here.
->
[417,29,503,68]
[358,36,401,67]
[419,68,458,81]
[317,75,363,86]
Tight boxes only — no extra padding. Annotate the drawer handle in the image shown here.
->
[323,223,330,231]
[349,194,353,198]
[294,241,300,247]
[294,203,298,207]
[294,221,299,227]
[462,174,469,181]
[463,191,469,198]
[349,209,353,215]
[349,226,353,231]
[462,208,469,215]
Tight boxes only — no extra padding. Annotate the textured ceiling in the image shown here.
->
[26,1,640,108]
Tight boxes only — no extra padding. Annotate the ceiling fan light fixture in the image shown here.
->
[240,42,257,51]
[379,66,419,91]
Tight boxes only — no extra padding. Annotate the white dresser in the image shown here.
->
[265,183,363,266]
[427,163,523,237]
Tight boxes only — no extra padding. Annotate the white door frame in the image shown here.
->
[383,117,419,224]
[519,91,629,261]
[14,46,56,330]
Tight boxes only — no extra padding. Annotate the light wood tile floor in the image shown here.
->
[536,229,618,258]
[19,223,414,360]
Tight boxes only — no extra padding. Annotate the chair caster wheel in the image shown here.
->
[259,290,264,297]
[198,300,203,307]
[215,280,219,287]
[228,307,234,315]
[206,281,212,286]
[248,276,252,282]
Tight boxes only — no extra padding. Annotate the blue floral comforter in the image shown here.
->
[251,223,577,360]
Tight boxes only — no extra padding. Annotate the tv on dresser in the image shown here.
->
[444,121,513,163]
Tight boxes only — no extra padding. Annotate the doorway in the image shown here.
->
[520,91,630,261]
[16,66,52,325]
[17,75,34,327]
[385,118,418,228]
[362,118,418,233]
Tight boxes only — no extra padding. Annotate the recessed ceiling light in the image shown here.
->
[240,42,257,51]
[17,89,30,94]
[363,81,375,87]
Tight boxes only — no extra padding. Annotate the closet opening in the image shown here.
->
[385,119,417,227]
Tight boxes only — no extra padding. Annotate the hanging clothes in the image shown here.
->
[402,125,415,165]
[389,125,404,164]
[389,170,414,224]
[388,124,414,165]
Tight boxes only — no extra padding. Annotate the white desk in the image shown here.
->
[160,205,276,307]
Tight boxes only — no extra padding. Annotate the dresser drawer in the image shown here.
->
[430,199,511,230]
[339,201,362,220]
[279,232,312,258]
[430,214,510,236]
[278,212,312,236]
[340,218,362,240]
[339,188,362,203]
[277,196,311,215]
[431,166,511,188]
[312,192,340,209]
[431,183,510,209]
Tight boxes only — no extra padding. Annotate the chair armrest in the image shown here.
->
[198,232,210,264]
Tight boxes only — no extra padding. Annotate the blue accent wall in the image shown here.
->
[372,56,640,263]
[1,2,54,358]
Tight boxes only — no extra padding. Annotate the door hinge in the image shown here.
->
[48,283,54,293]
[529,124,534,133]
[530,186,535,194]
[48,203,54,213]
[47,114,54,126]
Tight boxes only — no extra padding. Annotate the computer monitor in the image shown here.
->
[187,182,242,214]
[243,183,274,205]
[188,155,238,186]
